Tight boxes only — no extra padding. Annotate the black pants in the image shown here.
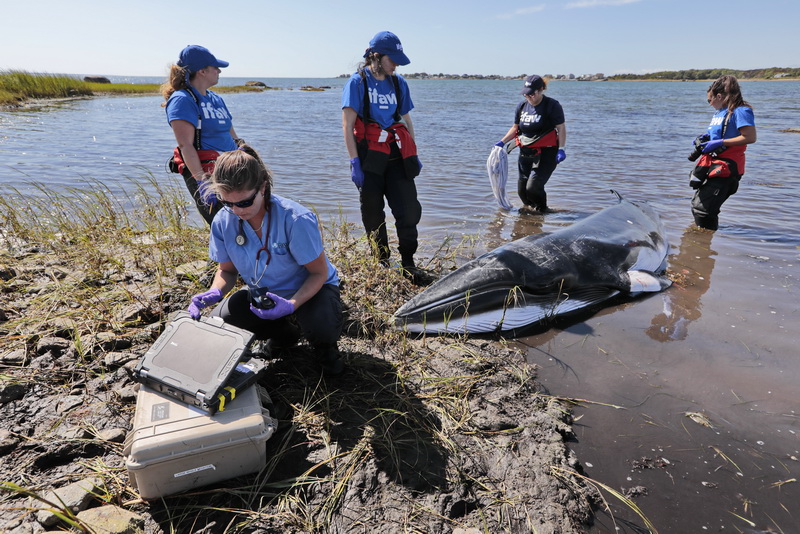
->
[210,284,343,347]
[360,157,422,263]
[517,146,558,210]
[181,169,221,226]
[691,175,741,230]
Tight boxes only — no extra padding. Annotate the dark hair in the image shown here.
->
[358,52,387,77]
[210,145,273,197]
[160,64,195,100]
[708,75,752,112]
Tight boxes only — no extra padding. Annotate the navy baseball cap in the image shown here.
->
[364,31,410,66]
[521,74,545,95]
[178,45,229,74]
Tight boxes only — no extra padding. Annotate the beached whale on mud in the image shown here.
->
[394,192,672,334]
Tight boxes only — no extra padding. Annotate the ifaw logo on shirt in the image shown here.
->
[520,111,541,125]
[201,102,231,124]
[368,87,397,110]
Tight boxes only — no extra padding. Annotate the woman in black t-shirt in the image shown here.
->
[496,75,567,213]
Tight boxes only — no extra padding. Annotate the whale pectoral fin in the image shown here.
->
[628,270,673,293]
[552,287,621,316]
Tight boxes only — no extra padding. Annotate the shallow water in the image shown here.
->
[2,78,799,532]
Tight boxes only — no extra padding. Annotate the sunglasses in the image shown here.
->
[219,189,260,209]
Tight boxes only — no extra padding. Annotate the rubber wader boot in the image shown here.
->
[314,343,344,375]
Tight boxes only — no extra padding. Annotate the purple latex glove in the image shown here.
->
[188,287,222,319]
[495,140,505,147]
[701,139,725,154]
[556,148,566,164]
[196,178,218,207]
[249,292,294,320]
[350,157,364,189]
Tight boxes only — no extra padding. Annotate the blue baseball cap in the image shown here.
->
[521,75,545,95]
[364,31,410,66]
[178,45,229,74]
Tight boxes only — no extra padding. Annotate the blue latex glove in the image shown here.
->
[188,288,222,319]
[350,157,364,189]
[495,140,505,147]
[701,139,725,154]
[249,292,294,320]
[196,178,218,207]
[556,148,566,164]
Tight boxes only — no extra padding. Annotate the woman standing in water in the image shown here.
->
[341,31,424,283]
[496,75,566,213]
[690,75,756,230]
[162,45,242,225]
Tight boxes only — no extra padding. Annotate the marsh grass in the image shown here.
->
[1,70,266,106]
[0,70,91,104]
[0,176,205,343]
[0,179,599,532]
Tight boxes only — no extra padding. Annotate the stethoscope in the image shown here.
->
[234,208,273,285]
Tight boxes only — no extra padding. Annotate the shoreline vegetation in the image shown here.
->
[3,67,798,107]
[0,179,609,532]
[0,70,269,107]
[345,67,800,82]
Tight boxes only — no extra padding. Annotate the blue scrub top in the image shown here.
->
[209,194,339,298]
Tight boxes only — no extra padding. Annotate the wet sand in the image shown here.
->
[517,222,799,533]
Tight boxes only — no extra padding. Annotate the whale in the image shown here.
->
[394,192,672,334]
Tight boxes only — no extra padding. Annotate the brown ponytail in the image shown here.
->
[160,64,191,100]
[708,75,752,112]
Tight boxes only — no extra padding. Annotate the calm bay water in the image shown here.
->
[2,78,799,532]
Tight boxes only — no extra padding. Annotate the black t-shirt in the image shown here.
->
[514,95,565,138]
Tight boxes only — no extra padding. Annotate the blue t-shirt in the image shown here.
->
[341,68,414,129]
[166,88,237,152]
[209,194,340,297]
[514,95,565,138]
[707,106,755,140]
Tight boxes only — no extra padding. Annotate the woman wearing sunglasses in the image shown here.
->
[186,145,344,374]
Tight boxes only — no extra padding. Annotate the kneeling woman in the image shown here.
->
[187,146,344,374]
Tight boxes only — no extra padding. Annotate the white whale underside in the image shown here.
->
[404,286,619,334]
[402,269,667,334]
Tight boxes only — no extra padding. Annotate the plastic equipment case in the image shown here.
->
[134,311,258,414]
[124,383,277,500]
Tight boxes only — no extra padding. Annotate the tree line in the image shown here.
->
[609,67,800,81]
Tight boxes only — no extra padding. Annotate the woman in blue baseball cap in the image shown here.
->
[161,45,243,225]
[496,74,567,213]
[341,31,425,284]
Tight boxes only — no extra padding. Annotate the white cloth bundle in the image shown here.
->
[486,145,513,210]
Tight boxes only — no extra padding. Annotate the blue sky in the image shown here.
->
[3,0,797,78]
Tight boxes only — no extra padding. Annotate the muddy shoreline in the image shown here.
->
[0,212,598,533]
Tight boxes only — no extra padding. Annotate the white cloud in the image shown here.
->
[496,4,546,19]
[565,0,641,8]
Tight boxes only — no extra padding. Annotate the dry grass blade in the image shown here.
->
[551,466,659,534]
